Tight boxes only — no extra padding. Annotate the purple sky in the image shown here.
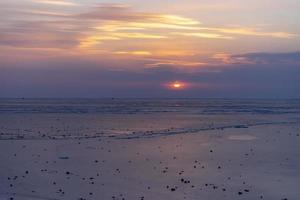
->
[1,1,300,98]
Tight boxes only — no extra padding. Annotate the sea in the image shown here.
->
[0,98,299,140]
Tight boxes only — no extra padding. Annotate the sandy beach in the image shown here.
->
[0,99,299,200]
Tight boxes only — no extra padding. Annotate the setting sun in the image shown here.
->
[169,81,186,90]
[173,83,182,88]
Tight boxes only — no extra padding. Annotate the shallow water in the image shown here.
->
[0,99,299,140]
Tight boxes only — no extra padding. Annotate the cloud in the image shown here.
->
[1,3,295,44]
[211,27,296,39]
[234,52,300,63]
[114,51,152,56]
[215,51,300,65]
[145,59,207,68]
[31,0,79,7]
[75,4,200,25]
[170,32,233,39]
[0,2,298,71]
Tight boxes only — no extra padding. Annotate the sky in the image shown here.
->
[0,0,300,98]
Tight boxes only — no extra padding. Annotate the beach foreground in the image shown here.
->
[0,99,299,200]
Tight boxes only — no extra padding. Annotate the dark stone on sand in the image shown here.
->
[234,125,248,128]
[59,156,69,160]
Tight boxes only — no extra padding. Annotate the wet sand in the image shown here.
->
[1,99,300,200]
[0,122,299,200]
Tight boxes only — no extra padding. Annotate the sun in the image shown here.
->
[173,83,182,88]
[164,81,189,90]
[170,81,185,90]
